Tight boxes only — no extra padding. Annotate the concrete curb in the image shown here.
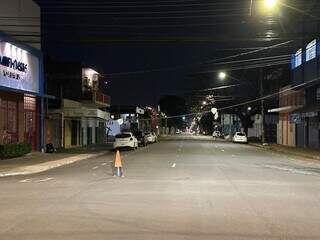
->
[249,143,320,161]
[0,151,109,177]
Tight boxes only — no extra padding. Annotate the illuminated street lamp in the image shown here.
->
[218,71,227,81]
[202,101,207,105]
[264,0,278,9]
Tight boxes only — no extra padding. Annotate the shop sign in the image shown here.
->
[64,108,109,120]
[302,112,318,118]
[0,41,39,93]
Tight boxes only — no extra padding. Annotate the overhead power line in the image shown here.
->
[102,41,293,76]
[139,76,320,121]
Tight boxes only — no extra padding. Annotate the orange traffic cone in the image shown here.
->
[114,150,124,177]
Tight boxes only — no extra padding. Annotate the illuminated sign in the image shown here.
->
[306,39,317,62]
[0,41,39,93]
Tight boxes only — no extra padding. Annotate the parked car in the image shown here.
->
[132,131,147,146]
[144,132,155,144]
[232,132,248,143]
[151,132,158,143]
[113,132,138,150]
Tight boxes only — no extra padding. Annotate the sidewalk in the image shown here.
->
[250,143,320,161]
[0,145,112,177]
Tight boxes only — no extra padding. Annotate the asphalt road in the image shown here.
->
[1,135,320,240]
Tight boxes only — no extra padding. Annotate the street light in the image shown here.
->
[218,71,227,80]
[264,0,278,9]
[247,106,252,111]
[202,101,207,105]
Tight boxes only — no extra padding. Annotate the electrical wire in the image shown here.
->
[138,76,320,121]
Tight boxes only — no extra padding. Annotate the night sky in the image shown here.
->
[36,0,320,106]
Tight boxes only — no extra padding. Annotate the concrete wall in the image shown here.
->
[0,0,40,49]
[64,119,72,148]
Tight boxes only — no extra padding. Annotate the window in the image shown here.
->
[7,101,17,133]
[306,39,317,62]
[0,100,17,133]
[0,99,7,131]
[295,48,302,67]
[24,96,36,111]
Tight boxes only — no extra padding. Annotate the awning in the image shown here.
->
[292,104,320,114]
[268,105,303,113]
[64,107,110,120]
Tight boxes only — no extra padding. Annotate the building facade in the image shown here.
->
[0,0,41,49]
[290,39,320,148]
[45,59,110,149]
[0,32,44,150]
[269,86,305,147]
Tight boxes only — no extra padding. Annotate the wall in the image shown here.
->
[278,113,296,146]
[0,0,40,49]
[64,119,72,148]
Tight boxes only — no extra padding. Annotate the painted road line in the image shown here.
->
[172,163,176,168]
[19,179,32,183]
[264,165,316,176]
[36,177,54,183]
[92,166,99,170]
[221,149,225,152]
[101,163,107,166]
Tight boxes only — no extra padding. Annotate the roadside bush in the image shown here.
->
[0,143,32,159]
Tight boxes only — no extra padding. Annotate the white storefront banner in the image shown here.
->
[0,41,39,93]
[64,107,110,120]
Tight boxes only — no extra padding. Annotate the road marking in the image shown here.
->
[92,166,99,170]
[19,179,31,183]
[264,165,316,176]
[231,154,236,157]
[221,149,225,152]
[172,163,176,168]
[36,177,54,183]
[101,163,107,166]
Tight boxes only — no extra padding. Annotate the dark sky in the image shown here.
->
[36,0,320,106]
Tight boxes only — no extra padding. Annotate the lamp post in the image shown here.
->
[264,0,278,9]
[259,68,265,144]
[218,71,227,81]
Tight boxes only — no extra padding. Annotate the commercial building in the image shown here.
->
[45,59,110,149]
[0,0,40,49]
[0,1,44,151]
[290,39,320,148]
[268,86,304,147]
[108,106,145,135]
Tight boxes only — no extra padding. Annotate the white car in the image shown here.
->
[113,132,138,150]
[151,132,158,143]
[145,132,155,144]
[232,132,248,143]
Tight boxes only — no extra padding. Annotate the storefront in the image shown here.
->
[47,99,110,149]
[290,110,320,148]
[0,32,44,150]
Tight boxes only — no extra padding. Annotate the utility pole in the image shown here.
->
[260,68,265,144]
